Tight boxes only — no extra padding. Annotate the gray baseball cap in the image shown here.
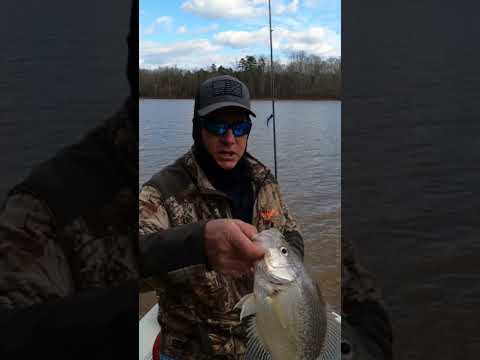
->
[194,75,256,118]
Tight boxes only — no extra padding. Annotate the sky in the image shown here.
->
[139,0,340,70]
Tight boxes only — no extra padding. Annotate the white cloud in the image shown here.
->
[279,26,341,57]
[140,39,219,58]
[213,27,269,48]
[180,0,304,19]
[274,16,303,30]
[181,0,266,19]
[213,26,340,57]
[177,25,188,34]
[144,16,173,35]
[274,0,300,15]
[140,39,237,69]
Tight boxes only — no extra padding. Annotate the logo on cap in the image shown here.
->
[212,79,243,98]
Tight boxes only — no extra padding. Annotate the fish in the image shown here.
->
[234,228,341,360]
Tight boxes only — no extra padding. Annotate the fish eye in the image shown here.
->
[280,247,288,256]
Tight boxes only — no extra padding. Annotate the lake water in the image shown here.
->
[140,99,341,310]
[0,0,130,204]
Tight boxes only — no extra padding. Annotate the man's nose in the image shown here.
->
[220,129,235,143]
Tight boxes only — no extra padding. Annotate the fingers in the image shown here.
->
[230,220,264,260]
[205,219,264,276]
[230,225,265,261]
[232,219,258,240]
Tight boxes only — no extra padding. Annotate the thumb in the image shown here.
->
[232,219,258,240]
[231,225,265,261]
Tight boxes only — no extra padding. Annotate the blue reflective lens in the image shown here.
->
[202,118,252,137]
[232,122,252,136]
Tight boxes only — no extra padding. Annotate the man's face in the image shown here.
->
[201,108,250,170]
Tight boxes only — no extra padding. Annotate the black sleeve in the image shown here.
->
[284,230,305,260]
[0,281,138,360]
[140,221,209,277]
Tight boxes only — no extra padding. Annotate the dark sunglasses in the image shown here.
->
[200,117,252,137]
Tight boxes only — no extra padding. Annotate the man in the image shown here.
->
[140,75,393,360]
[139,75,304,359]
[0,13,392,356]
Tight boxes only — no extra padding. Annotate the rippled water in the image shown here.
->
[140,99,341,309]
[0,0,130,204]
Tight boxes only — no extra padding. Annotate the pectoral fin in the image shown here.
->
[268,295,289,330]
[234,293,256,320]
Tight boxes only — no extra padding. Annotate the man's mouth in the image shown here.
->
[218,151,236,159]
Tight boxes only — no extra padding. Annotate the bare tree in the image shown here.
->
[139,54,340,99]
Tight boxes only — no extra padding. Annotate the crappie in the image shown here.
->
[235,228,341,360]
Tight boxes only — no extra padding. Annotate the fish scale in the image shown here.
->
[235,228,341,360]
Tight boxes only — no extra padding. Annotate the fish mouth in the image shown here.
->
[266,274,293,286]
[258,260,296,285]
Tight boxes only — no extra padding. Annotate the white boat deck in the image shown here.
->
[139,304,161,360]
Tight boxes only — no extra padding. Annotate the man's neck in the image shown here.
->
[192,143,250,188]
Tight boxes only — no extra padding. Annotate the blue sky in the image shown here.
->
[140,0,340,70]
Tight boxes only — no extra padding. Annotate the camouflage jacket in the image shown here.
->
[0,100,139,308]
[139,149,303,359]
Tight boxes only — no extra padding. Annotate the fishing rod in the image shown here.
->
[268,0,278,180]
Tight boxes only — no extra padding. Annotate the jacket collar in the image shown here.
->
[181,146,274,196]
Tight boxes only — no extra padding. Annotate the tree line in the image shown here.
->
[139,52,341,100]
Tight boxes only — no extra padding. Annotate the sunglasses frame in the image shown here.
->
[200,117,252,137]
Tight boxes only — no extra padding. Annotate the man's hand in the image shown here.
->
[204,219,265,277]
